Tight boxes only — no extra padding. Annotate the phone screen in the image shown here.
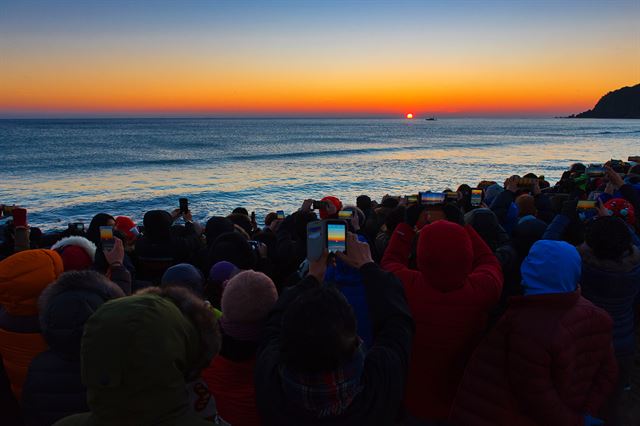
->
[326,223,346,253]
[577,200,597,210]
[277,210,285,220]
[338,210,353,219]
[586,166,605,177]
[405,195,418,204]
[100,226,115,250]
[420,192,445,205]
[471,189,483,206]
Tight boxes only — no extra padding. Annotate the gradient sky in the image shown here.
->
[1,0,639,117]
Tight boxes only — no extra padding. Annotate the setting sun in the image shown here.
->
[406,113,414,119]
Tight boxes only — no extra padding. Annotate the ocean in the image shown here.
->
[1,118,639,230]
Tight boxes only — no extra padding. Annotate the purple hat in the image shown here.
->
[209,261,239,284]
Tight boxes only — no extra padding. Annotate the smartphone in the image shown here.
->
[419,192,445,206]
[276,210,285,220]
[445,191,459,201]
[586,166,605,178]
[470,189,483,207]
[312,200,328,210]
[100,226,115,250]
[628,156,640,163]
[306,221,324,262]
[12,208,27,228]
[2,205,14,217]
[338,210,353,219]
[405,194,418,204]
[179,197,189,214]
[325,220,347,254]
[68,222,84,232]
[577,200,597,210]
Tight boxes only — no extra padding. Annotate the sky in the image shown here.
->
[1,0,639,118]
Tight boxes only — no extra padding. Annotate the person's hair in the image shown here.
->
[264,212,278,227]
[205,216,235,247]
[86,213,115,245]
[356,195,372,212]
[136,286,220,378]
[227,213,253,236]
[281,287,357,372]
[515,194,537,217]
[232,207,249,217]
[585,216,632,260]
[208,231,256,270]
[456,184,472,195]
[522,172,538,179]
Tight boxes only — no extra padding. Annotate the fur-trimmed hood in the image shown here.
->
[578,243,640,274]
[38,270,125,359]
[51,236,97,261]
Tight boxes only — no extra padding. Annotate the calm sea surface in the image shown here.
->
[1,118,639,229]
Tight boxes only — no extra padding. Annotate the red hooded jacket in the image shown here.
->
[449,290,618,426]
[381,221,503,420]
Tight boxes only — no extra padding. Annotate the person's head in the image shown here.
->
[356,195,372,213]
[264,212,278,227]
[456,184,472,196]
[417,221,473,291]
[281,286,358,372]
[483,184,504,207]
[39,270,125,359]
[51,236,97,271]
[521,240,581,296]
[209,232,256,270]
[585,216,633,260]
[204,216,235,247]
[603,198,636,228]
[114,216,139,244]
[515,194,537,218]
[0,249,64,317]
[628,164,640,176]
[227,213,253,236]
[464,208,508,251]
[161,263,205,297]
[142,210,173,242]
[219,270,278,342]
[232,207,249,217]
[380,196,399,209]
[205,261,239,308]
[319,196,343,220]
[86,213,115,245]
[294,210,318,241]
[79,288,219,422]
[511,218,547,259]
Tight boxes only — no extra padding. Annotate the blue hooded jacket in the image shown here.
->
[521,240,581,296]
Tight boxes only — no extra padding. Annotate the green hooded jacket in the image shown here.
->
[53,294,213,426]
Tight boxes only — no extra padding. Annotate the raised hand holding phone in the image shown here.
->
[336,233,373,269]
[103,237,124,267]
[12,208,28,228]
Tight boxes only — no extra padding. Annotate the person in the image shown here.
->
[381,211,503,423]
[1,354,22,426]
[202,270,278,426]
[53,286,224,426]
[161,263,206,297]
[51,236,97,271]
[113,216,139,250]
[449,240,618,425]
[255,235,414,425]
[0,249,64,400]
[21,270,125,426]
[85,213,115,247]
[578,216,640,423]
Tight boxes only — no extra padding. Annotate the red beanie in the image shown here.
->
[604,198,636,226]
[115,216,139,242]
[58,245,93,271]
[319,196,343,220]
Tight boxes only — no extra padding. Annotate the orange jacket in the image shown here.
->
[0,249,63,398]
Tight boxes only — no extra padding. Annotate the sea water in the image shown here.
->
[1,118,639,229]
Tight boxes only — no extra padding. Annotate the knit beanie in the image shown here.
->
[114,216,139,242]
[161,263,205,297]
[219,270,277,341]
[603,198,636,226]
[483,184,504,206]
[319,196,343,220]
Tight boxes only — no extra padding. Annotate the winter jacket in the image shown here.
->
[490,190,519,234]
[381,221,503,420]
[53,294,216,426]
[579,244,640,357]
[0,354,22,426]
[255,263,414,426]
[0,250,64,399]
[22,272,125,426]
[451,239,618,426]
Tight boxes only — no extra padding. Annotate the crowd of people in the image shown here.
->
[0,157,639,426]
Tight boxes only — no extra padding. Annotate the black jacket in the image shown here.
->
[255,263,415,426]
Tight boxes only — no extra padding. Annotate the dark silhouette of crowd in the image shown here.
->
[0,157,639,426]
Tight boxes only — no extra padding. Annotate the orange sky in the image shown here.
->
[1,1,639,117]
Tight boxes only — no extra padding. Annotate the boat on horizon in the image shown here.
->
[425,117,436,121]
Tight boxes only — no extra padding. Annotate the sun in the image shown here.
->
[406,113,414,119]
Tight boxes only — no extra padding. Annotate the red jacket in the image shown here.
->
[202,355,259,426]
[381,221,503,420]
[450,290,618,426]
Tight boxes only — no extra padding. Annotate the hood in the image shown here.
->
[81,294,199,424]
[0,249,64,316]
[143,210,173,241]
[38,271,124,359]
[464,208,509,251]
[521,240,581,296]
[51,236,97,271]
[417,221,473,292]
[204,216,235,247]
[578,243,640,274]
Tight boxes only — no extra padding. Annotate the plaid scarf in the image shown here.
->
[279,344,365,418]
